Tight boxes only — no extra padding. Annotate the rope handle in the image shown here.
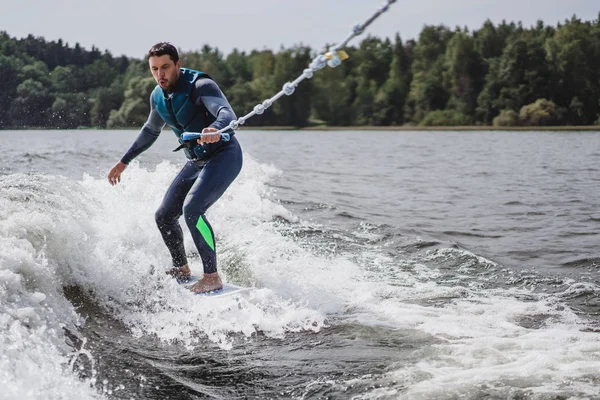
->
[181,132,230,142]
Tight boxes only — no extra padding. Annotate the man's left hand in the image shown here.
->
[198,127,221,144]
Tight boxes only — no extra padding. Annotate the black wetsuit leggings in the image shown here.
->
[155,136,242,274]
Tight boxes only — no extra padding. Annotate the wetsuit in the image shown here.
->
[120,69,243,273]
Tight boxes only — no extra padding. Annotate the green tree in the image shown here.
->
[20,60,51,85]
[493,109,520,126]
[476,57,502,124]
[106,77,155,128]
[227,81,258,123]
[246,50,277,125]
[519,98,561,126]
[443,29,484,118]
[90,79,125,127]
[226,49,252,84]
[69,43,86,67]
[352,37,393,125]
[2,14,600,129]
[406,25,452,122]
[50,93,91,128]
[545,17,600,124]
[372,34,412,125]
[474,20,509,60]
[44,39,68,70]
[420,109,471,126]
[181,45,231,87]
[353,77,377,125]
[0,55,22,127]
[271,46,313,127]
[495,35,551,113]
[77,58,119,91]
[311,59,355,126]
[50,65,77,92]
[9,79,55,127]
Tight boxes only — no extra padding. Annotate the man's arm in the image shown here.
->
[192,78,237,132]
[108,94,165,185]
[120,95,165,164]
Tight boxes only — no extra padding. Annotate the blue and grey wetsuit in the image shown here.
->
[121,68,243,273]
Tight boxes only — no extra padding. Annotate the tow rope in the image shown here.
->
[182,0,396,142]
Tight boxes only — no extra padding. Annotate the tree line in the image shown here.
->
[1,14,599,129]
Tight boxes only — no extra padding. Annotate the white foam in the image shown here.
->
[2,155,599,399]
[0,175,101,399]
[0,158,330,397]
[71,158,329,350]
[329,248,600,399]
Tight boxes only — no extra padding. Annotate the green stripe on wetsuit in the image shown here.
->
[196,215,215,251]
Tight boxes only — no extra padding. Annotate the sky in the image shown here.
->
[1,0,598,59]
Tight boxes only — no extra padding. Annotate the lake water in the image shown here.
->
[1,129,599,399]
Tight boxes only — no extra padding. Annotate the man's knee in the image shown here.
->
[155,207,175,226]
[182,202,208,225]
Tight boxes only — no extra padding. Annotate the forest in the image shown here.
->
[1,14,599,129]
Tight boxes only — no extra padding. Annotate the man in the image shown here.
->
[107,42,242,293]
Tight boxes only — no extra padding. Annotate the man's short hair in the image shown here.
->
[147,42,179,63]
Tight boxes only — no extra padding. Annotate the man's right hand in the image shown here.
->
[108,161,127,186]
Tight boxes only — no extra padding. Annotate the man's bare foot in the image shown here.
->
[191,272,223,293]
[166,265,192,282]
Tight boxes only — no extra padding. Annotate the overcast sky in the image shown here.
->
[2,0,598,58]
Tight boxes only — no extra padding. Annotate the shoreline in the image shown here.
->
[294,125,600,132]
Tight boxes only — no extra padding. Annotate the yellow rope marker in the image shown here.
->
[325,50,350,61]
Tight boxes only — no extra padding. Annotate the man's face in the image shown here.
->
[149,55,181,91]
